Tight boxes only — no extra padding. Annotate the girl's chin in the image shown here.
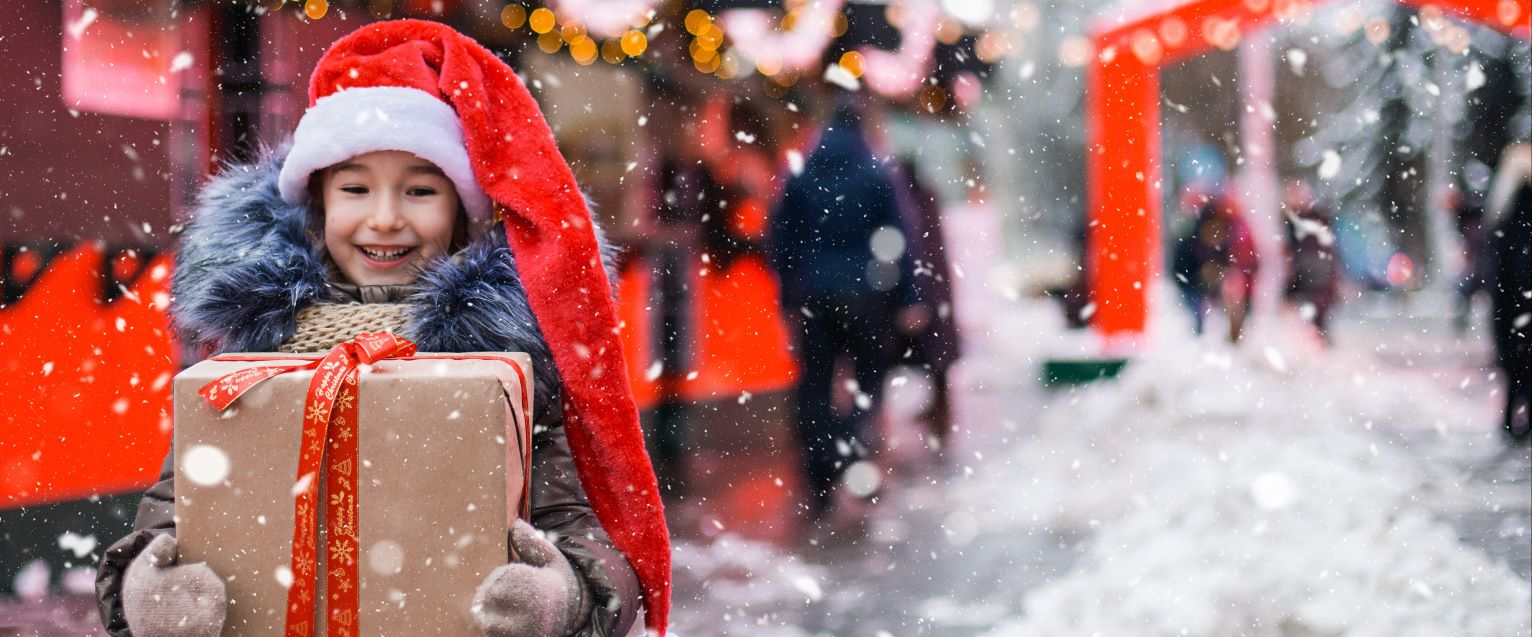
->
[350,274,413,286]
[343,261,419,287]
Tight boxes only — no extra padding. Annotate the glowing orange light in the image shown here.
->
[838,50,865,77]
[570,36,598,65]
[782,9,800,31]
[1364,16,1391,45]
[976,31,1014,63]
[685,9,712,35]
[621,30,648,56]
[1203,17,1242,51]
[1419,5,1446,32]
[602,40,625,64]
[919,85,947,113]
[756,53,783,76]
[698,24,724,50]
[717,52,741,79]
[1159,17,1188,47]
[561,22,587,43]
[538,31,563,52]
[936,19,964,46]
[1499,0,1522,27]
[1386,253,1414,287]
[1445,26,1471,54]
[1131,29,1162,64]
[1011,2,1040,32]
[304,0,328,20]
[1058,36,1092,68]
[529,7,556,34]
[501,4,527,30]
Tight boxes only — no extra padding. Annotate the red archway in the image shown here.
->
[1085,0,1530,339]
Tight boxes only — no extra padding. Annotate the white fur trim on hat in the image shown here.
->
[277,86,492,221]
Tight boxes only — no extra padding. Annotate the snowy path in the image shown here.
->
[666,292,1531,637]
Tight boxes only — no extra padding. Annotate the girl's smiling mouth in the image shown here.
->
[357,245,417,267]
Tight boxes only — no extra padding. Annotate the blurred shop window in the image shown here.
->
[60,0,203,121]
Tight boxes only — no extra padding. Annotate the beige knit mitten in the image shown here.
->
[472,520,590,637]
[122,534,227,637]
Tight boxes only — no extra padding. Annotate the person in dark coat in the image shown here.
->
[1488,142,1532,442]
[95,21,668,637]
[770,103,913,519]
[1449,187,1490,333]
[1172,194,1260,343]
[643,149,718,494]
[890,158,961,446]
[1281,181,1341,342]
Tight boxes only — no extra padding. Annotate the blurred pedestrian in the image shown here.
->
[891,157,961,450]
[1281,181,1341,343]
[1448,186,1491,333]
[685,98,799,403]
[641,145,718,493]
[1171,186,1216,335]
[771,102,912,520]
[1172,194,1261,343]
[1487,142,1532,442]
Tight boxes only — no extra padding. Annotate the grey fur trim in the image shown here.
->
[169,146,621,426]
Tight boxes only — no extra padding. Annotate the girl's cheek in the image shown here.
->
[430,209,457,252]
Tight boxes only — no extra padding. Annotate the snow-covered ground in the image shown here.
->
[663,287,1530,637]
[974,311,1528,636]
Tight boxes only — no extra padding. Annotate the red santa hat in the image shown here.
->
[279,20,670,633]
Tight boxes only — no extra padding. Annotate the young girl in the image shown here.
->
[94,20,670,637]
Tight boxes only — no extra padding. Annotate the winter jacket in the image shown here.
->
[890,162,960,370]
[1492,183,1532,379]
[95,149,641,637]
[769,106,914,309]
[1172,198,1260,304]
[1283,205,1340,306]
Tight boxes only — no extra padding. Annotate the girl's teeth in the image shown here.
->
[362,247,411,260]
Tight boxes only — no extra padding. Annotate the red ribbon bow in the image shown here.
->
[198,332,416,637]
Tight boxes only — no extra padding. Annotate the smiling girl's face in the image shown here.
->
[320,150,460,287]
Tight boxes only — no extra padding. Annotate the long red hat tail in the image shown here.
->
[308,19,671,634]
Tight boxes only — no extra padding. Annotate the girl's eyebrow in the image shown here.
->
[407,164,447,177]
[330,162,367,174]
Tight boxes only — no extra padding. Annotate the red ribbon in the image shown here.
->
[197,333,534,637]
[199,332,412,637]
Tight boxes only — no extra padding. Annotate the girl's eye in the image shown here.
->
[407,187,439,197]
[339,185,368,195]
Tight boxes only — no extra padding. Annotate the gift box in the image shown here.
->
[171,337,532,637]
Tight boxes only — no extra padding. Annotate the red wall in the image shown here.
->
[0,1,178,248]
[0,3,366,507]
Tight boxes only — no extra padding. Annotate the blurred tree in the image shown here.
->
[1295,2,1530,283]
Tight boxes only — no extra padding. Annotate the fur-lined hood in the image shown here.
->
[171,147,617,419]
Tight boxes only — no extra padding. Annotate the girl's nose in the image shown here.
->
[366,196,406,231]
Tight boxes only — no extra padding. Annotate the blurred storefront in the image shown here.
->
[1,0,1011,586]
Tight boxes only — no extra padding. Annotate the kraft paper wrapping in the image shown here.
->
[172,354,532,636]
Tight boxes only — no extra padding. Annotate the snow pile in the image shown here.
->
[672,533,829,606]
[964,337,1530,636]
[669,534,824,636]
